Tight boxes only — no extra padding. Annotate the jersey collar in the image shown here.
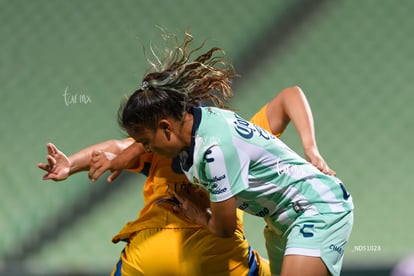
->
[175,106,202,172]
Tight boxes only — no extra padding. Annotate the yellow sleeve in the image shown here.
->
[249,104,282,137]
[127,152,154,173]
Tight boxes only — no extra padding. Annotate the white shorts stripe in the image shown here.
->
[285,247,321,257]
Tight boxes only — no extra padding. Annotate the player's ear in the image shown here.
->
[159,120,171,140]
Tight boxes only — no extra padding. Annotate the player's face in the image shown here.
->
[131,126,183,158]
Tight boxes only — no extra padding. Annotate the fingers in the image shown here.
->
[42,173,51,180]
[304,148,337,176]
[91,150,104,163]
[173,190,186,204]
[89,151,116,182]
[47,143,58,155]
[41,170,61,180]
[312,159,336,176]
[155,196,182,214]
[38,143,58,172]
[172,204,183,214]
[88,166,100,182]
[37,155,56,171]
[47,155,56,168]
[325,167,336,176]
[107,170,121,183]
[37,163,48,171]
[171,198,185,214]
[42,172,56,180]
[89,151,104,181]
[158,200,179,213]
[91,167,105,181]
[172,190,191,213]
[172,186,202,209]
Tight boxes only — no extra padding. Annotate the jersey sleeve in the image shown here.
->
[127,152,154,175]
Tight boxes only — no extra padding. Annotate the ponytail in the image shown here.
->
[119,32,238,135]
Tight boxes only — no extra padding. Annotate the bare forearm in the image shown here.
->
[68,139,133,175]
[281,86,318,150]
[110,142,146,170]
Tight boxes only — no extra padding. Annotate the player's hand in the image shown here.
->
[37,143,71,181]
[171,185,211,227]
[304,147,336,176]
[89,150,122,183]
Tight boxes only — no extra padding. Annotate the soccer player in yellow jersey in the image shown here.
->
[39,86,335,275]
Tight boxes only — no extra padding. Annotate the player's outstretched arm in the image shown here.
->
[267,86,336,175]
[37,139,133,181]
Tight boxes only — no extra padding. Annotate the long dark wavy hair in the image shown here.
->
[119,32,238,135]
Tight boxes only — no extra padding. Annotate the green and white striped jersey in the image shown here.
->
[179,107,353,231]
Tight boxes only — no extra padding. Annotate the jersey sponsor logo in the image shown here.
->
[329,244,344,256]
[299,224,314,238]
[233,113,275,140]
[206,174,226,183]
[208,182,227,195]
[210,187,227,194]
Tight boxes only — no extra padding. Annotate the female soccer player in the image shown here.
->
[117,33,353,276]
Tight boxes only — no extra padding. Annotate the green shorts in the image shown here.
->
[264,211,353,276]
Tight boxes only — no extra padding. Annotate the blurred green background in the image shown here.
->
[1,0,413,275]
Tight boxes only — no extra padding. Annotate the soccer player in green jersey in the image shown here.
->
[118,33,353,276]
